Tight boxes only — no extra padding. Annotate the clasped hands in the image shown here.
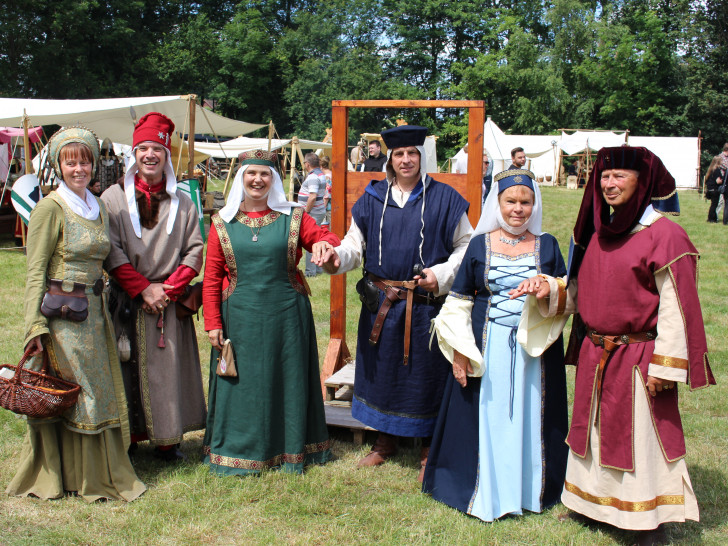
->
[141,282,174,314]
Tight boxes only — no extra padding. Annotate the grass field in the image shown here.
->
[0,187,725,545]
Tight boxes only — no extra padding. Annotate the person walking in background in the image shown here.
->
[7,127,145,502]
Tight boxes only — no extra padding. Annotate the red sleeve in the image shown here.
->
[202,223,228,331]
[298,211,341,252]
[163,265,197,300]
[110,263,150,298]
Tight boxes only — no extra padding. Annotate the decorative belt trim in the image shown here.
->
[367,274,445,365]
[564,480,684,512]
[586,328,656,425]
[651,353,688,370]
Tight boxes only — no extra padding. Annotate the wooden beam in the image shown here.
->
[187,95,197,178]
[333,99,484,108]
[465,104,485,225]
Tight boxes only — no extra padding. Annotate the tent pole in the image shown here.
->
[267,120,274,152]
[187,95,197,179]
[222,157,236,199]
[697,130,702,193]
[21,111,36,246]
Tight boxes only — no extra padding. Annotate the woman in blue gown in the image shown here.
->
[423,170,568,521]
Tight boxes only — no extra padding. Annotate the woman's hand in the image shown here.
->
[452,350,473,388]
[646,375,675,397]
[25,336,43,356]
[207,329,224,351]
[509,275,550,300]
[317,245,342,273]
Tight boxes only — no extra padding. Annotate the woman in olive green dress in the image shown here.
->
[6,127,145,502]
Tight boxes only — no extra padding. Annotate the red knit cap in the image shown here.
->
[132,112,175,151]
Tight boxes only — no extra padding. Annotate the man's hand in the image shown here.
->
[207,329,224,351]
[510,275,550,299]
[305,194,316,214]
[646,375,675,397]
[141,282,174,314]
[415,268,438,293]
[452,350,473,388]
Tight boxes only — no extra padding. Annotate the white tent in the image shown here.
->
[0,95,265,145]
[195,136,331,159]
[457,118,700,189]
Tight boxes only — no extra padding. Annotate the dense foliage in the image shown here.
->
[0,0,725,160]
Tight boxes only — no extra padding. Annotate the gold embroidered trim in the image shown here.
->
[564,480,684,512]
[654,252,699,275]
[287,208,308,295]
[235,209,281,227]
[204,439,330,470]
[136,308,155,440]
[651,187,677,201]
[651,354,688,370]
[212,214,237,302]
[448,291,473,301]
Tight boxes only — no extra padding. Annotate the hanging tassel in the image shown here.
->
[157,311,166,348]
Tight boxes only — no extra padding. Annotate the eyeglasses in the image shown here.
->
[484,161,490,165]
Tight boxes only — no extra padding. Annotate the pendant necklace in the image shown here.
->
[250,225,262,242]
[241,206,263,242]
[499,231,526,246]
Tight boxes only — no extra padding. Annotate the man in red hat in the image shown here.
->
[102,112,206,461]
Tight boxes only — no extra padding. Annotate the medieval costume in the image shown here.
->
[8,128,145,502]
[101,113,206,453]
[202,150,337,475]
[423,171,568,521]
[524,146,715,531]
[334,126,472,473]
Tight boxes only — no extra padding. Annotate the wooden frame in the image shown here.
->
[320,99,486,394]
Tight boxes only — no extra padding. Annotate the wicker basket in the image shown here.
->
[0,348,81,418]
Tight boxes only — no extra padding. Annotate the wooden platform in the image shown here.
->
[323,362,373,444]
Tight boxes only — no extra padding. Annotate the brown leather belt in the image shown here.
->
[587,329,656,424]
[368,274,443,365]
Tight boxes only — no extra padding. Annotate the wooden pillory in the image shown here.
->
[320,100,485,437]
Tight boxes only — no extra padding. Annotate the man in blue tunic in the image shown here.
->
[321,125,472,480]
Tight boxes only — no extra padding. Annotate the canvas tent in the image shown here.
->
[195,136,331,159]
[1,126,44,181]
[454,118,700,189]
[0,96,265,146]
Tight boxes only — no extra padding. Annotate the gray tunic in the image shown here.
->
[101,183,206,445]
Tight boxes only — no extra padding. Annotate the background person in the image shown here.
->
[7,127,145,502]
[703,155,724,223]
[299,152,328,276]
[508,147,527,170]
[513,146,715,544]
[202,150,338,475]
[363,140,387,172]
[320,155,333,227]
[423,170,568,521]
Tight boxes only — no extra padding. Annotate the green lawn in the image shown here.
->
[0,188,725,545]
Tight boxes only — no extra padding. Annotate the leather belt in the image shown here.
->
[368,274,444,365]
[587,329,656,424]
[49,277,104,296]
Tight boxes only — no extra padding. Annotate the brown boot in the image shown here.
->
[357,433,398,468]
[417,446,430,483]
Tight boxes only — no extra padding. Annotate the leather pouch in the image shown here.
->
[40,279,89,322]
[216,339,237,377]
[175,283,203,319]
